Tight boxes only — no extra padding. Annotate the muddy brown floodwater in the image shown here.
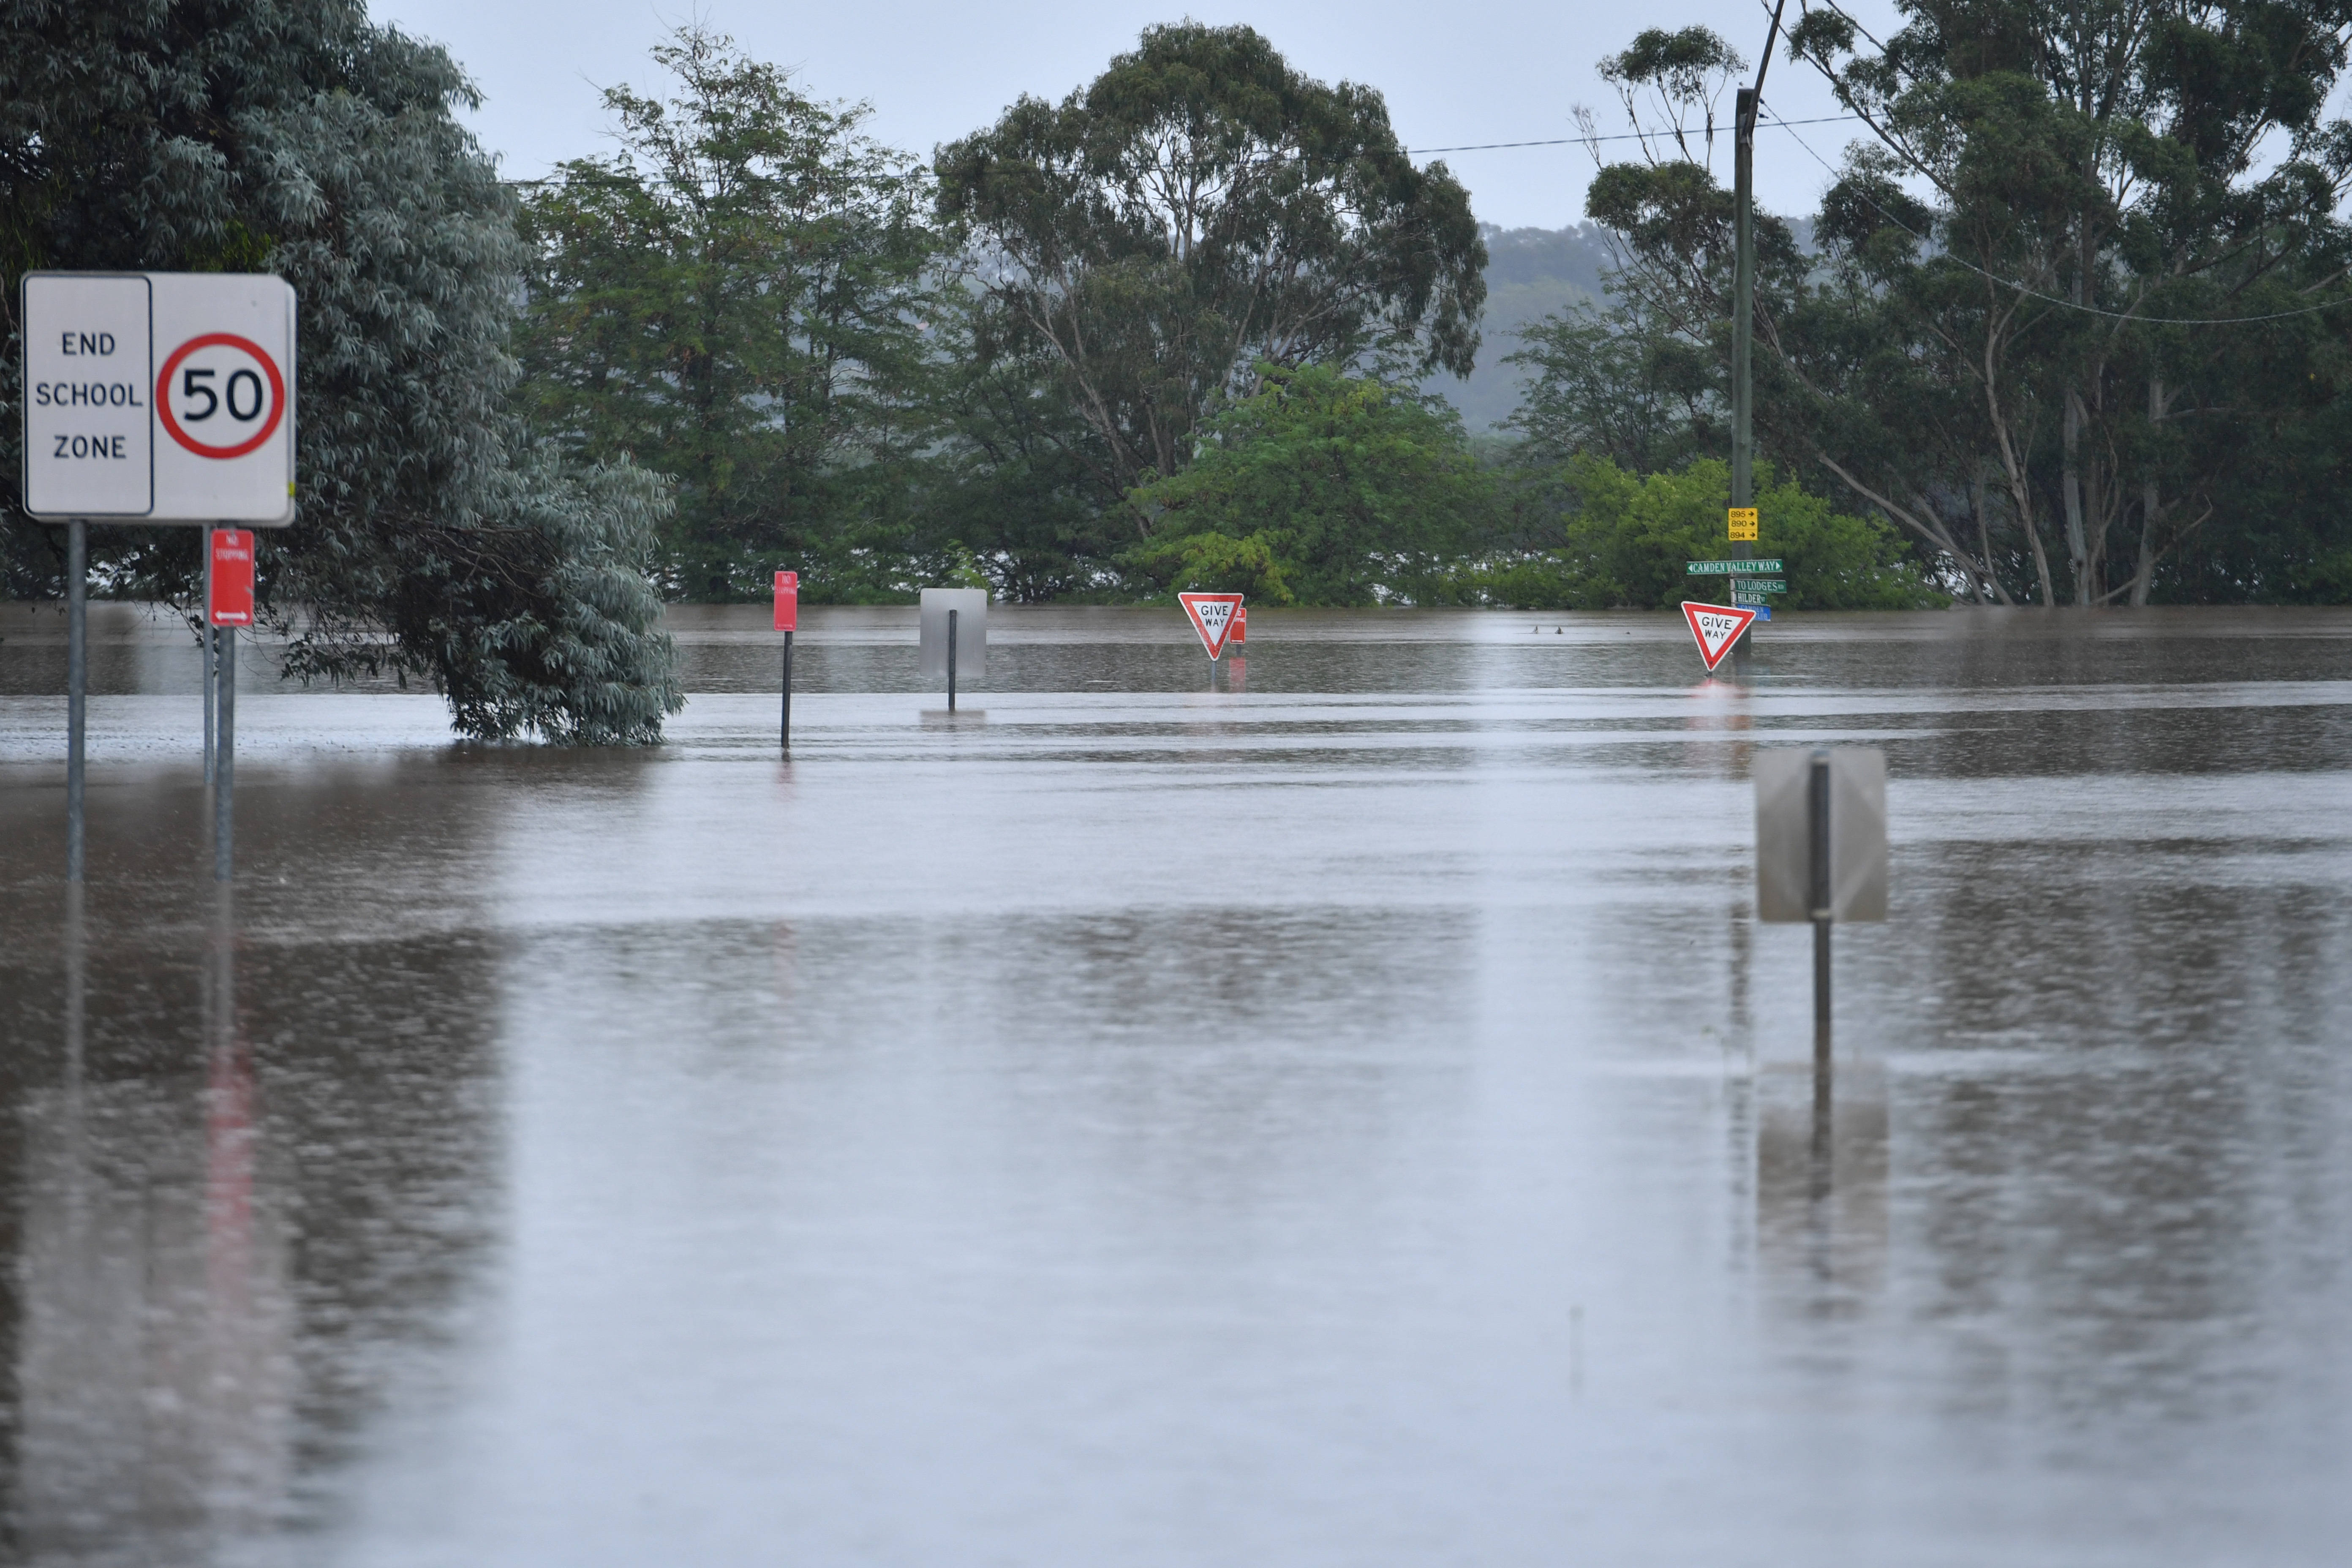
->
[1,603,2348,1567]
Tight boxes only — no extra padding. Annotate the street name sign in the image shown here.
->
[22,271,297,525]
[1179,592,1244,660]
[1681,601,1758,672]
[1731,578,1788,595]
[1688,558,1784,574]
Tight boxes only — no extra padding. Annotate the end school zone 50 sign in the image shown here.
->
[20,272,297,525]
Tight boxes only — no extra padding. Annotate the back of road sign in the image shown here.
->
[918,588,987,683]
[1755,748,1887,922]
[1179,592,1243,659]
[22,271,297,525]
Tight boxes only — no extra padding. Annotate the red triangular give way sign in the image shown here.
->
[1179,592,1244,660]
[1681,601,1758,672]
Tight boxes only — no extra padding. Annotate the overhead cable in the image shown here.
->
[1767,109,2352,326]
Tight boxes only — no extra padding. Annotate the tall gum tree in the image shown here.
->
[934,22,1487,528]
[1787,0,2352,604]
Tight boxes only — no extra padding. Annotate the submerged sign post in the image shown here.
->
[1755,748,1888,1070]
[774,571,798,753]
[22,271,298,884]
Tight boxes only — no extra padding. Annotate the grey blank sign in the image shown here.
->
[918,588,987,684]
[1755,748,1887,923]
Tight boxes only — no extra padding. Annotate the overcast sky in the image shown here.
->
[370,0,1902,231]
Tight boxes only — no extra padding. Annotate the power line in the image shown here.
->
[491,114,1875,180]
[1403,114,1861,154]
[1767,109,2352,326]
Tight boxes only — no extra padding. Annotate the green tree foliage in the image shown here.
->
[1549,457,1935,610]
[1536,4,2352,607]
[1125,365,1496,604]
[0,0,682,741]
[516,26,940,602]
[935,23,1488,532]
[1504,302,1721,473]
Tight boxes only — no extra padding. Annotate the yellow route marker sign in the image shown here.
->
[1728,507,1759,541]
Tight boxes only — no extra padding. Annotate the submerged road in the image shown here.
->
[1,605,2348,1566]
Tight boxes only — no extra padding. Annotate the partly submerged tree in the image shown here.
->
[0,0,682,741]
[517,25,942,601]
[935,23,1488,525]
[1125,365,1495,604]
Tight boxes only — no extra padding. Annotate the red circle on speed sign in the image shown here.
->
[155,333,287,459]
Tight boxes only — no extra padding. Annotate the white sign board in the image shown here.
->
[1754,748,1888,923]
[21,271,297,525]
[918,588,987,683]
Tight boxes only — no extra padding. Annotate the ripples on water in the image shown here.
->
[0,605,2347,1566]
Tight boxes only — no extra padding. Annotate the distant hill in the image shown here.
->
[1422,222,1619,433]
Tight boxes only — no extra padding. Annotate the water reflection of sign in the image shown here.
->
[1755,1063,1888,1307]
[1680,601,1758,671]
[1179,592,1244,660]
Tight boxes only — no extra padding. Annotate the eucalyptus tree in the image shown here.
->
[1782,0,2352,604]
[1533,3,2352,604]
[517,26,942,600]
[1,0,681,741]
[934,22,1487,528]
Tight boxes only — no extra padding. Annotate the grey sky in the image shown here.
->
[370,0,1898,231]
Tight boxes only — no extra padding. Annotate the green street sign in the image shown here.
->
[1687,558,1784,574]
[1732,592,1774,607]
[1731,578,1788,594]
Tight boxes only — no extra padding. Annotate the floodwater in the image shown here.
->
[0,603,2347,1567]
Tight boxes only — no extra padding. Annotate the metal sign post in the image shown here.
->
[215,622,236,883]
[202,542,217,783]
[208,530,254,883]
[21,270,297,885]
[1756,748,1888,1071]
[773,570,798,752]
[65,520,87,883]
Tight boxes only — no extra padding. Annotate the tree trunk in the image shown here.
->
[2130,374,2162,607]
[2063,385,2090,605]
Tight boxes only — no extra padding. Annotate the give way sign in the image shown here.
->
[1178,592,1244,659]
[20,271,297,525]
[1681,600,1758,672]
